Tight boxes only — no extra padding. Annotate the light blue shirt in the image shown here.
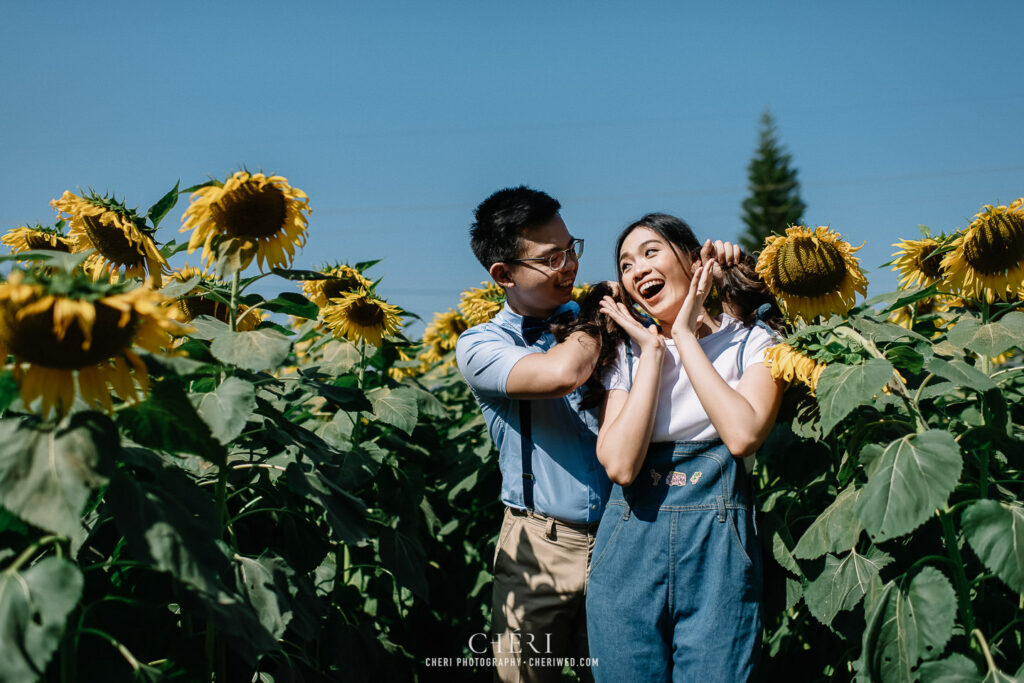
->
[455,301,610,524]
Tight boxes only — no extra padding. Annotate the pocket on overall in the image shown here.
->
[727,507,757,571]
[588,502,626,576]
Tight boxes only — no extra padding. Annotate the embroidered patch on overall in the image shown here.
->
[649,469,662,486]
[667,471,687,487]
[663,470,703,487]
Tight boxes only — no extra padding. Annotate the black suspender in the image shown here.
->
[519,400,534,512]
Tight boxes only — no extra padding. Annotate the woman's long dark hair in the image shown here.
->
[556,213,786,409]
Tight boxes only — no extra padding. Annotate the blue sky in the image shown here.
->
[2,1,1021,333]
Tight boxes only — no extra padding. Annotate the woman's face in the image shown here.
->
[618,226,692,325]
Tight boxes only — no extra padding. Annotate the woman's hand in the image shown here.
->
[598,296,664,355]
[697,239,741,282]
[671,260,715,340]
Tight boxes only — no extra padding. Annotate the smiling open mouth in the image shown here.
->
[638,279,665,299]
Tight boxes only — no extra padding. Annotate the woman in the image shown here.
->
[585,213,786,682]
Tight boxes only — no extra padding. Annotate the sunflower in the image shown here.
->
[0,270,185,418]
[51,191,167,286]
[426,309,468,352]
[764,342,827,395]
[2,224,72,254]
[415,310,468,375]
[941,198,1024,302]
[171,266,260,331]
[756,225,868,321]
[387,347,420,381]
[458,281,505,326]
[181,171,311,273]
[300,264,373,308]
[890,237,947,289]
[571,283,591,305]
[887,295,963,331]
[322,289,403,347]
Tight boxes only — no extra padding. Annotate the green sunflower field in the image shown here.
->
[0,176,1022,682]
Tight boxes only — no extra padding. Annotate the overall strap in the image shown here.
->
[625,341,635,391]
[621,341,637,518]
[736,303,778,378]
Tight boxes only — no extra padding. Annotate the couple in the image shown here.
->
[456,187,786,682]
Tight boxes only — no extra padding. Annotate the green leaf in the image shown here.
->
[285,463,367,545]
[0,557,83,683]
[0,419,108,550]
[159,273,201,300]
[367,386,419,435]
[803,547,891,626]
[337,441,385,490]
[317,411,355,451]
[859,317,930,344]
[862,581,918,683]
[772,532,801,575]
[118,380,226,465]
[918,653,983,682]
[188,314,231,341]
[268,267,329,281]
[860,570,958,681]
[147,180,180,228]
[192,377,256,445]
[407,384,447,419]
[997,311,1024,337]
[981,669,1020,683]
[307,380,371,412]
[317,340,361,376]
[816,359,895,435]
[924,357,997,393]
[885,345,926,375]
[908,567,956,661]
[785,577,803,611]
[211,328,291,372]
[947,318,1020,357]
[857,430,962,542]
[793,485,863,559]
[880,282,942,315]
[0,369,19,413]
[962,499,1024,594]
[107,468,229,597]
[259,292,319,319]
[378,526,430,601]
[235,555,295,640]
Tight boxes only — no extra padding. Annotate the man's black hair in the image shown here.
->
[470,186,561,270]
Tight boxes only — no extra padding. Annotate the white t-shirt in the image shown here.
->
[602,314,776,443]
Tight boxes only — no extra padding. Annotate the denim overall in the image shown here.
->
[587,315,770,682]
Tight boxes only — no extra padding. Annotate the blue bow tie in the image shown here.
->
[521,310,575,345]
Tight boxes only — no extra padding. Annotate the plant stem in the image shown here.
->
[971,628,999,674]
[205,624,216,682]
[228,270,240,331]
[978,449,989,499]
[938,509,976,638]
[80,628,145,674]
[3,535,63,575]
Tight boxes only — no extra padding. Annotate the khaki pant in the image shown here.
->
[491,507,597,683]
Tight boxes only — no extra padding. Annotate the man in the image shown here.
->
[456,186,604,682]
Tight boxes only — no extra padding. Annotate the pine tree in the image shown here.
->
[739,110,806,254]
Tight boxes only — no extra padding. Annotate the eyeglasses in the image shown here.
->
[507,238,584,271]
